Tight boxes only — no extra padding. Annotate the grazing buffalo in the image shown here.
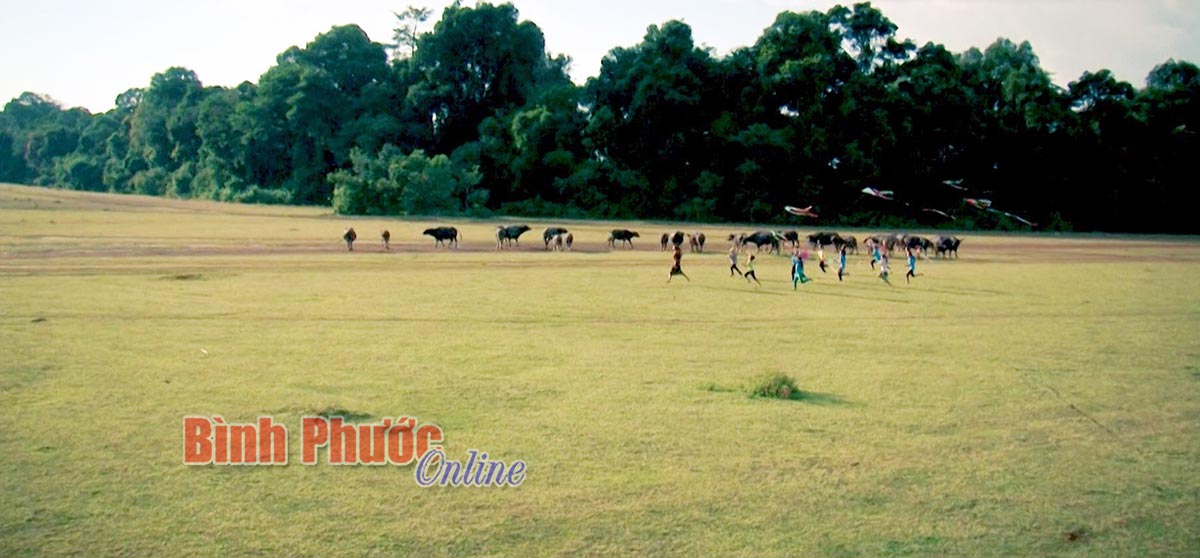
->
[543,227,569,249]
[671,231,686,249]
[905,235,934,257]
[836,235,858,254]
[660,233,670,251]
[423,226,459,248]
[780,230,800,248]
[564,232,574,251]
[807,231,843,248]
[868,233,901,254]
[936,236,962,258]
[742,230,780,253]
[381,229,390,250]
[496,224,532,249]
[688,232,707,253]
[343,228,357,251]
[609,229,639,248]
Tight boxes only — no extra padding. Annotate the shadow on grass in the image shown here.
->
[162,272,206,280]
[694,283,789,296]
[306,406,373,421]
[705,383,850,406]
[748,390,850,405]
[790,390,849,406]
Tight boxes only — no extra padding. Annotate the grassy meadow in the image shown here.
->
[1,183,1198,557]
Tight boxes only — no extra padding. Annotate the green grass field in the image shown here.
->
[2,183,1198,557]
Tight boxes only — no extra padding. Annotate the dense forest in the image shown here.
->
[2,2,1198,232]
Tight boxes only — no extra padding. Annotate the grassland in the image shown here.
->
[1,183,1198,557]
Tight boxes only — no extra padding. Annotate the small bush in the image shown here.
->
[748,374,800,400]
[305,405,372,422]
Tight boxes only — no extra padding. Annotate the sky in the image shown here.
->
[1,0,1197,114]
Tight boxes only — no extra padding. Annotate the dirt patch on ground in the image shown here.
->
[3,236,1199,265]
[0,240,630,259]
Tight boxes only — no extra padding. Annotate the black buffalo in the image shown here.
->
[905,235,934,256]
[936,236,962,258]
[836,235,858,254]
[381,229,390,250]
[496,225,531,249]
[807,231,843,248]
[543,227,569,248]
[868,233,902,253]
[742,230,780,252]
[780,230,800,248]
[670,231,686,249]
[343,227,357,251]
[660,233,670,251]
[423,226,459,248]
[609,229,640,248]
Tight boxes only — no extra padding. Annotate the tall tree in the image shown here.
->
[584,20,719,218]
[409,2,557,151]
[392,6,432,60]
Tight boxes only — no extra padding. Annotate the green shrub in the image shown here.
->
[748,374,800,400]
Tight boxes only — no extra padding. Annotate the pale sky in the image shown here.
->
[1,0,1197,114]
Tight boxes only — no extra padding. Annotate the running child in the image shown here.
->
[817,246,828,273]
[905,246,918,284]
[879,251,891,284]
[728,247,743,277]
[667,245,690,283]
[837,246,848,282]
[745,254,761,286]
[791,249,811,289]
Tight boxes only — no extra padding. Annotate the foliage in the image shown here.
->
[1,3,1197,232]
[748,374,801,400]
[330,145,481,216]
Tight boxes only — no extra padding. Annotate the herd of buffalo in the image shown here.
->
[341,225,963,258]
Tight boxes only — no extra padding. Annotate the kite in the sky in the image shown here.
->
[921,208,955,220]
[784,205,819,218]
[942,179,968,191]
[860,187,895,201]
[991,209,1037,227]
[964,198,1037,227]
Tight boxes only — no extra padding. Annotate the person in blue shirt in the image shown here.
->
[905,247,918,284]
[837,246,848,282]
[791,249,811,289]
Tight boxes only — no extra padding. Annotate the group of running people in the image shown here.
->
[668,241,920,286]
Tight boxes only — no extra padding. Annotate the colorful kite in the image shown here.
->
[784,205,819,218]
[991,209,1037,227]
[921,208,955,220]
[964,198,1037,227]
[860,187,895,201]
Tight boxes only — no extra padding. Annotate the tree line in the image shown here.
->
[2,2,1197,233]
